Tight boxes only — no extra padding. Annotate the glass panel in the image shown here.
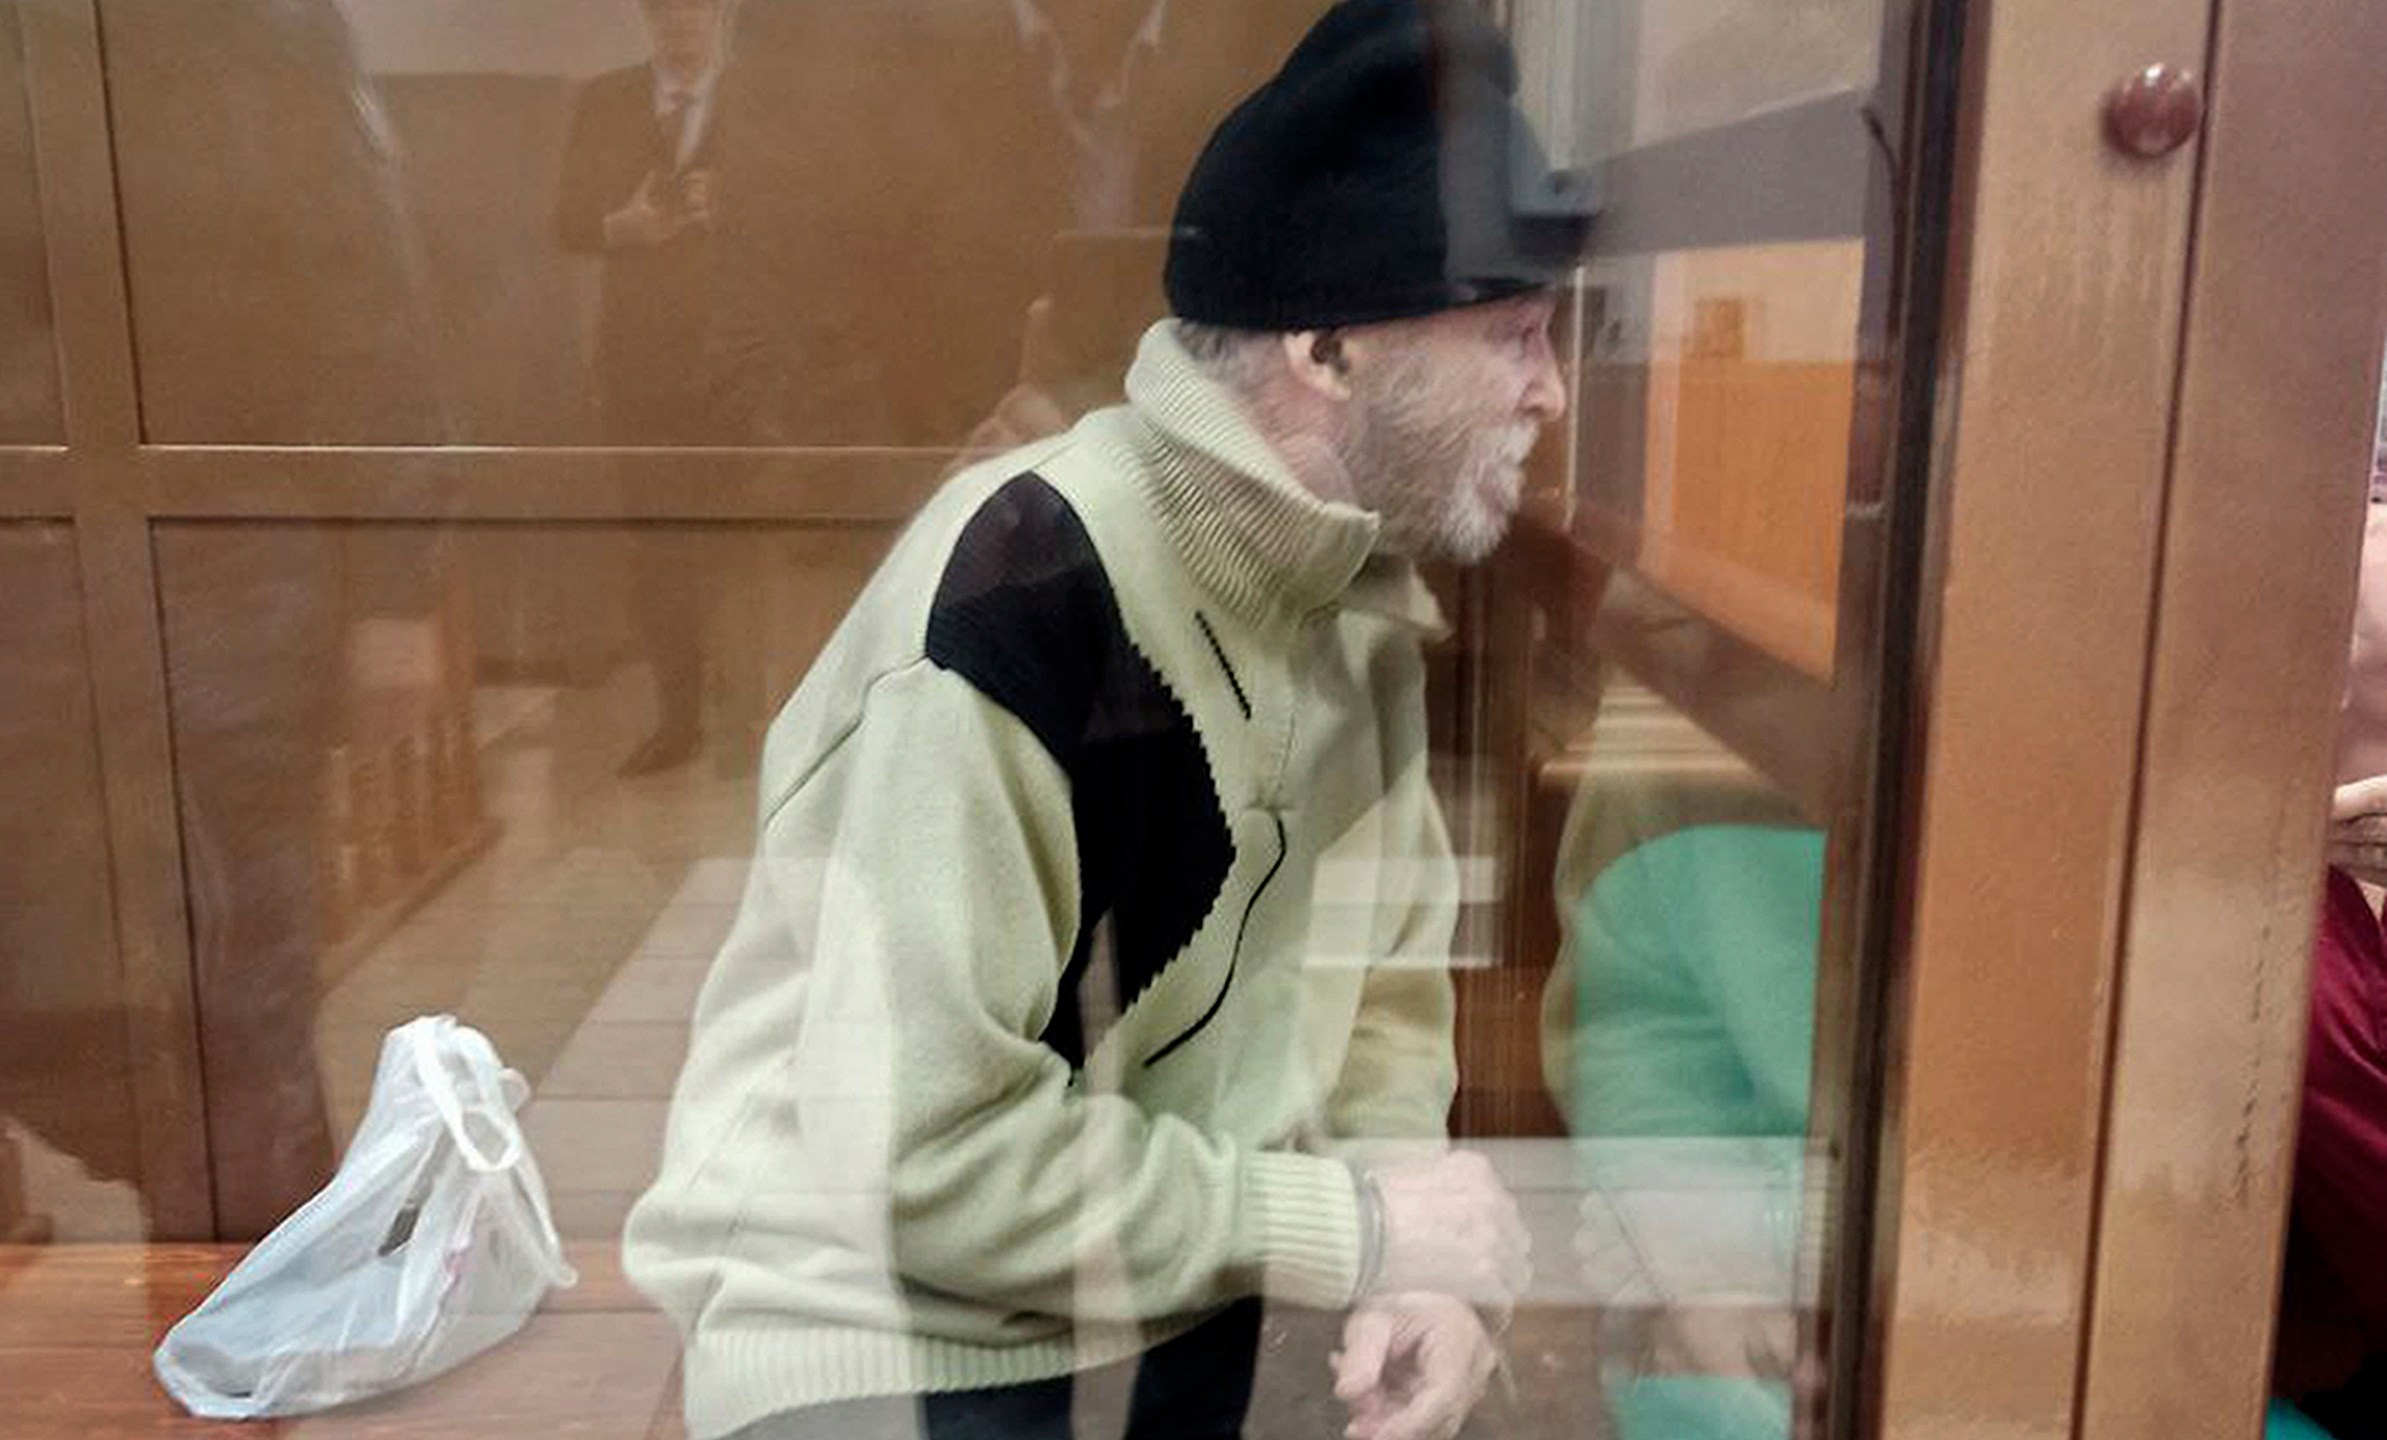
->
[1514,0,1886,169]
[1575,241,1867,678]
[0,525,141,1241]
[154,522,887,1240]
[1477,9,1910,1440]
[1620,0,1881,147]
[0,3,61,443]
[104,0,1325,445]
[1515,680,1820,1440]
[46,0,1948,1432]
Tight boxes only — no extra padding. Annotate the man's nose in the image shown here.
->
[1522,343,1567,425]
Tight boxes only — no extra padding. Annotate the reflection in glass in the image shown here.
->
[1574,242,1864,678]
[694,0,1316,446]
[0,5,61,443]
[1629,0,1881,147]
[154,524,883,1237]
[553,0,726,449]
[48,0,1924,1434]
[104,0,1321,446]
[1513,0,1884,171]
[106,0,451,442]
[0,527,141,1242]
[1523,682,1819,1440]
[1490,201,1874,1440]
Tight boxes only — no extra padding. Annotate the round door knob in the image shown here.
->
[2104,64,2203,158]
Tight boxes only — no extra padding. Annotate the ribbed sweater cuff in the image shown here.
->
[1240,1150,1363,1309]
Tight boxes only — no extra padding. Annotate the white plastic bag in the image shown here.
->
[154,1015,578,1418]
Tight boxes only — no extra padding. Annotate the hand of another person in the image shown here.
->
[1333,1292,1499,1440]
[1368,1151,1531,1307]
[2329,774,2387,884]
[1649,1303,1797,1381]
[604,171,689,249]
[948,298,1073,468]
[954,384,1072,462]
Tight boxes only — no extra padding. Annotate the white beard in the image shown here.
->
[1437,422,1539,563]
[1341,382,1540,565]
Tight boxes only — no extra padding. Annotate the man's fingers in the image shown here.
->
[1495,1230,1532,1304]
[1336,1309,1396,1401]
[1343,1393,1389,1440]
[1371,1380,1466,1440]
[1499,1205,1532,1263]
[1355,1298,1495,1440]
[2334,774,2387,821]
[1396,1326,1479,1439]
[1017,296,1062,388]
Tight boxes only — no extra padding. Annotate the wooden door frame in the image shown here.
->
[2078,0,2387,1431]
[1860,0,2214,1430]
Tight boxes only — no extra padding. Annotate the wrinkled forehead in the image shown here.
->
[1463,291,1561,329]
[1361,290,1561,349]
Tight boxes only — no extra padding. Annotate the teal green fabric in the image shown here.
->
[1564,826,1824,1440]
[1567,825,1825,1139]
[1612,1377,1792,1440]
[2267,1400,2334,1440]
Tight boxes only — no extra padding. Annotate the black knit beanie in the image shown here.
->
[1165,0,1585,331]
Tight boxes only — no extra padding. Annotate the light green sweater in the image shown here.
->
[623,323,1460,1438]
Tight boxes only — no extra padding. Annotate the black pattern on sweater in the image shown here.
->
[925,474,1235,1069]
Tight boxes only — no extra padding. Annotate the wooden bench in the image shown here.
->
[0,1243,685,1440]
[0,1243,1615,1440]
[2,1142,1795,1439]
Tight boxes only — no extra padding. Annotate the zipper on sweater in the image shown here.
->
[1194,611,1251,720]
[1145,604,1326,1066]
[1253,604,1332,809]
[1143,812,1286,1068]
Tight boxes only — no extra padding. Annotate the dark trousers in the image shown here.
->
[723,1300,1263,1440]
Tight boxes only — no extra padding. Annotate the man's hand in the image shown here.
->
[1332,1293,1498,1440]
[604,171,694,249]
[1370,1151,1532,1306]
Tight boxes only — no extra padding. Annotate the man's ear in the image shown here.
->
[1281,329,1352,400]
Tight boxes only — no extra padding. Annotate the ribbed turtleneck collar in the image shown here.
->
[1117,321,1382,626]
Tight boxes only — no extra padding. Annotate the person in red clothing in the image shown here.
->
[2277,498,2387,1439]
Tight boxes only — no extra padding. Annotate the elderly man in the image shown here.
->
[625,3,1579,1438]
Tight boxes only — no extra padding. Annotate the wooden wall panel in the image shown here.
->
[0,524,145,1242]
[2079,0,2387,1428]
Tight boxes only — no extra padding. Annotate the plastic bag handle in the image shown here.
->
[408,1019,523,1174]
[407,1019,576,1287]
[496,1144,579,1289]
